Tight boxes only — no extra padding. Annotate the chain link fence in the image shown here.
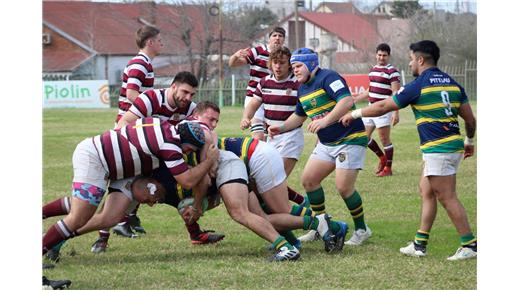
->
[109,78,249,108]
[108,61,476,107]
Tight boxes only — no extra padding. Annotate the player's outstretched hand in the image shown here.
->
[392,112,400,126]
[182,206,201,225]
[339,113,353,126]
[307,119,327,134]
[238,48,249,58]
[209,162,218,179]
[464,144,474,159]
[268,125,281,137]
[206,144,220,163]
[240,118,251,130]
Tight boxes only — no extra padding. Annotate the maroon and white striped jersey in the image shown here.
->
[128,88,196,125]
[117,53,155,122]
[245,44,271,98]
[253,74,300,126]
[92,117,187,180]
[367,64,400,104]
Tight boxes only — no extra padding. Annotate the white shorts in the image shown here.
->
[249,141,287,194]
[362,110,393,128]
[267,127,304,160]
[422,153,463,176]
[244,96,265,122]
[310,142,366,170]
[72,138,108,189]
[216,150,249,188]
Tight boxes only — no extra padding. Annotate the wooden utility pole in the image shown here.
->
[218,0,223,107]
[294,0,299,49]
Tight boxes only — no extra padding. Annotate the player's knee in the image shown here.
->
[64,214,91,230]
[269,203,291,214]
[227,207,247,224]
[301,178,319,191]
[336,186,354,199]
[436,191,458,207]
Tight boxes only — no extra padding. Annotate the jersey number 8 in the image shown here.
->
[440,91,453,117]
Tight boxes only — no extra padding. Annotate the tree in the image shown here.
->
[164,2,229,82]
[237,6,278,41]
[410,11,477,65]
[152,2,278,82]
[391,0,423,18]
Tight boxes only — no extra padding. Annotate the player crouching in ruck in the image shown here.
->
[218,136,349,253]
[42,118,218,276]
[43,120,225,262]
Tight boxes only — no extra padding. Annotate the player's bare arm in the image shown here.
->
[116,111,140,129]
[175,144,219,189]
[308,96,353,133]
[391,81,401,126]
[240,98,262,130]
[353,90,369,103]
[340,97,399,126]
[228,48,250,67]
[458,102,476,159]
[126,88,140,103]
[268,113,306,137]
[202,130,219,178]
[187,175,212,224]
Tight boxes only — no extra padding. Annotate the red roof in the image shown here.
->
[298,12,378,51]
[43,1,242,55]
[43,49,92,72]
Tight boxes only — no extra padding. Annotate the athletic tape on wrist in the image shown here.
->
[351,109,363,119]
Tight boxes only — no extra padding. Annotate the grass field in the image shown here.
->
[42,105,477,289]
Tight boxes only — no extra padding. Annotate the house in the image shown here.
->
[253,1,411,74]
[313,1,392,37]
[43,1,244,86]
[371,1,396,17]
[255,11,379,73]
[314,1,362,14]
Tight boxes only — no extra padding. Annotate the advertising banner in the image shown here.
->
[43,80,111,108]
[342,74,370,95]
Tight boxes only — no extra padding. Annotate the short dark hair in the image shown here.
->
[410,40,440,65]
[171,71,199,87]
[130,175,151,192]
[268,46,292,69]
[194,101,220,115]
[136,25,160,49]
[376,43,391,54]
[269,26,286,38]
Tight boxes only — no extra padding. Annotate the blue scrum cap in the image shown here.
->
[177,121,205,149]
[290,48,319,72]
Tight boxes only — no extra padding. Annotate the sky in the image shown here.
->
[91,0,477,14]
[232,0,477,14]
